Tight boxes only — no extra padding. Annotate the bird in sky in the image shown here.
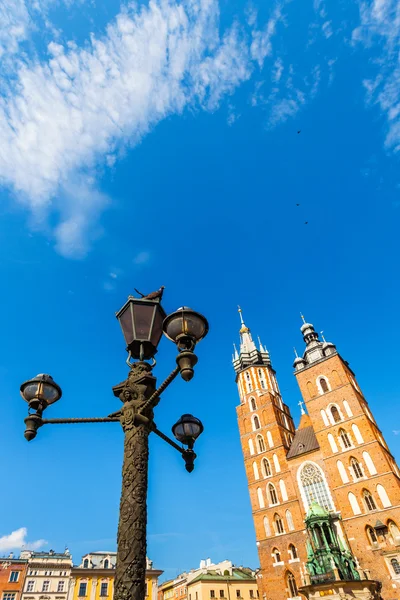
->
[296,203,300,206]
[304,221,308,225]
[297,130,301,134]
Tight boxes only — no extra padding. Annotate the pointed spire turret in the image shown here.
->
[233,308,271,373]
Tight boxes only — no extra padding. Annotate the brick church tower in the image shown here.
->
[234,311,400,600]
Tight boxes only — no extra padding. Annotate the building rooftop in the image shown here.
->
[286,425,319,459]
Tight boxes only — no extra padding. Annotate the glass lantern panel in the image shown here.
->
[132,303,155,341]
[41,384,59,403]
[183,314,207,340]
[119,305,134,345]
[151,306,165,346]
[22,382,40,401]
[165,315,184,341]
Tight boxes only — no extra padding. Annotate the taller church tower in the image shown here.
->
[234,312,400,600]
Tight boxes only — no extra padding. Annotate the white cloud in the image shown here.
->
[133,251,151,265]
[251,5,282,68]
[0,528,47,552]
[353,0,400,151]
[0,0,261,257]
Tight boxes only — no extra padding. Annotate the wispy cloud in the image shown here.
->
[393,430,400,435]
[353,0,400,152]
[133,251,151,266]
[0,528,47,552]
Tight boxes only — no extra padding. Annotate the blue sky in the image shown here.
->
[1,0,400,582]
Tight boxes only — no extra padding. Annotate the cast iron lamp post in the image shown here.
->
[20,292,208,600]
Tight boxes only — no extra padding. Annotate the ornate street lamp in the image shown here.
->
[19,289,208,600]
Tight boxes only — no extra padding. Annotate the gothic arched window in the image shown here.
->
[391,558,400,575]
[257,434,266,453]
[268,483,278,505]
[330,406,341,423]
[262,458,271,477]
[258,369,266,389]
[286,510,295,531]
[272,548,281,563]
[288,544,297,560]
[253,415,261,431]
[286,572,298,599]
[250,397,257,411]
[363,489,377,512]
[366,526,377,544]
[350,457,363,479]
[246,372,252,392]
[103,560,109,569]
[389,521,400,541]
[83,559,89,568]
[274,513,284,534]
[320,378,329,393]
[299,462,333,511]
[339,429,352,449]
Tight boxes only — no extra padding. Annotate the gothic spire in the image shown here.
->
[233,308,271,373]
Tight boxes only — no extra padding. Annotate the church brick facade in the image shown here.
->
[233,311,400,600]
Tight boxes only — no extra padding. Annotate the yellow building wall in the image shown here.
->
[71,573,156,600]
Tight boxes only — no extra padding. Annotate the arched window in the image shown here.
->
[320,409,329,426]
[352,423,364,444]
[343,400,353,417]
[103,560,109,569]
[273,454,281,473]
[337,460,349,484]
[272,548,281,563]
[246,372,252,392]
[279,480,288,502]
[267,431,274,448]
[286,572,298,599]
[83,559,89,568]
[288,544,297,560]
[319,378,329,393]
[257,488,265,509]
[391,559,400,575]
[252,415,261,431]
[350,457,363,479]
[389,520,400,541]
[253,462,260,480]
[257,435,266,453]
[268,483,278,505]
[339,429,352,449]
[274,513,284,534]
[258,369,266,390]
[366,526,377,544]
[286,510,294,531]
[328,433,338,453]
[299,462,333,511]
[330,406,341,423]
[248,439,255,456]
[363,489,377,511]
[377,484,392,508]
[249,397,257,411]
[262,458,271,477]
[362,451,377,476]
[348,492,362,515]
[365,525,378,544]
[264,517,271,537]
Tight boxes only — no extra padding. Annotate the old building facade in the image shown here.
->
[234,310,400,600]
[68,552,162,600]
[0,554,28,600]
[158,560,257,600]
[19,550,72,600]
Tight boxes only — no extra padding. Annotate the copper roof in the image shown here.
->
[286,425,319,459]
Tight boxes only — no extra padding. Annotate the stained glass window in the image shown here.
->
[299,462,333,511]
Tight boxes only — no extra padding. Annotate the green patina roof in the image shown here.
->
[189,569,255,584]
[307,500,329,519]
